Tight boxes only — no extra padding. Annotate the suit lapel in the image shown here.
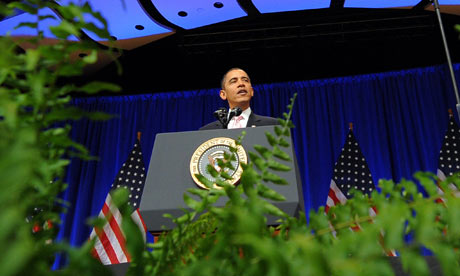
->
[247,112,259,128]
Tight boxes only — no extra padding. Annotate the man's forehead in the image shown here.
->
[226,69,249,81]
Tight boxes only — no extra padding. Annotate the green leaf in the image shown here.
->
[121,211,145,265]
[414,171,438,197]
[82,50,98,64]
[183,193,200,210]
[186,188,208,199]
[273,146,291,161]
[49,20,80,39]
[7,2,37,14]
[274,125,283,136]
[278,137,290,147]
[400,250,430,276]
[267,160,291,171]
[253,144,272,160]
[265,131,277,146]
[262,171,288,185]
[25,49,40,71]
[111,187,130,209]
[77,81,121,94]
[206,164,219,178]
[277,118,287,126]
[85,111,114,121]
[283,128,291,136]
[194,174,213,189]
[15,22,37,30]
[258,184,286,201]
[263,202,287,217]
[220,171,233,180]
[248,152,267,171]
[81,22,111,40]
[38,15,56,21]
[240,164,260,194]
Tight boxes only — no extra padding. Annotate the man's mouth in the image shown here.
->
[237,90,248,95]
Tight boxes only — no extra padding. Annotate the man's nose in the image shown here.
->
[237,80,245,87]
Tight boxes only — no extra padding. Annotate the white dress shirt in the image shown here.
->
[227,107,251,129]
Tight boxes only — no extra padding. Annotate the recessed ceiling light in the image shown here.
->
[214,2,224,8]
[178,11,188,17]
[135,25,144,30]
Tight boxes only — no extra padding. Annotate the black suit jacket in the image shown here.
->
[199,112,279,130]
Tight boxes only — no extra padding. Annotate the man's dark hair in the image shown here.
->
[220,67,248,89]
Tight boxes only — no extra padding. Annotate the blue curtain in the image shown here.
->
[57,63,460,254]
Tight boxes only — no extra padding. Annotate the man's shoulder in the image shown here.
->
[199,120,222,130]
[250,113,279,126]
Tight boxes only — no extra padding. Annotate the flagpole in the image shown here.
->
[431,0,460,118]
[137,131,141,140]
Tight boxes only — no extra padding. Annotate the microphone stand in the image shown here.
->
[431,0,460,118]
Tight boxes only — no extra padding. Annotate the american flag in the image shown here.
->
[90,137,150,265]
[325,127,397,256]
[325,128,375,213]
[437,114,460,196]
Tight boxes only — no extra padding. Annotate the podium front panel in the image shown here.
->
[140,126,304,231]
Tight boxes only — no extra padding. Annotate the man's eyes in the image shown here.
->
[229,78,249,84]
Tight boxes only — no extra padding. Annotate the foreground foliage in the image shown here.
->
[114,95,460,276]
[2,2,460,276]
[0,1,119,275]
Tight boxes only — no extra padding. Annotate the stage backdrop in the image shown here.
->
[58,63,460,251]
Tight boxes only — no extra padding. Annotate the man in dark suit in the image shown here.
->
[200,68,278,130]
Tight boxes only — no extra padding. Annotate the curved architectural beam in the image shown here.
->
[149,0,247,30]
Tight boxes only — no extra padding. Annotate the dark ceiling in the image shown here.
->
[78,7,460,96]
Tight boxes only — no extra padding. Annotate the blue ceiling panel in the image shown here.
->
[58,0,173,41]
[151,0,247,30]
[437,0,459,4]
[0,7,78,40]
[344,0,420,8]
[252,0,329,13]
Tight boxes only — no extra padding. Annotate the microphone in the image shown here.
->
[213,107,228,128]
[228,107,242,123]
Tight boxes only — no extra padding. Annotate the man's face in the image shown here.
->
[220,69,254,110]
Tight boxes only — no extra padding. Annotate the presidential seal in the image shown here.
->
[190,137,247,189]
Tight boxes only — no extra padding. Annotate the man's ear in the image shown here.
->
[219,90,227,100]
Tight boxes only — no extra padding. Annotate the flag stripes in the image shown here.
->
[89,137,149,265]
